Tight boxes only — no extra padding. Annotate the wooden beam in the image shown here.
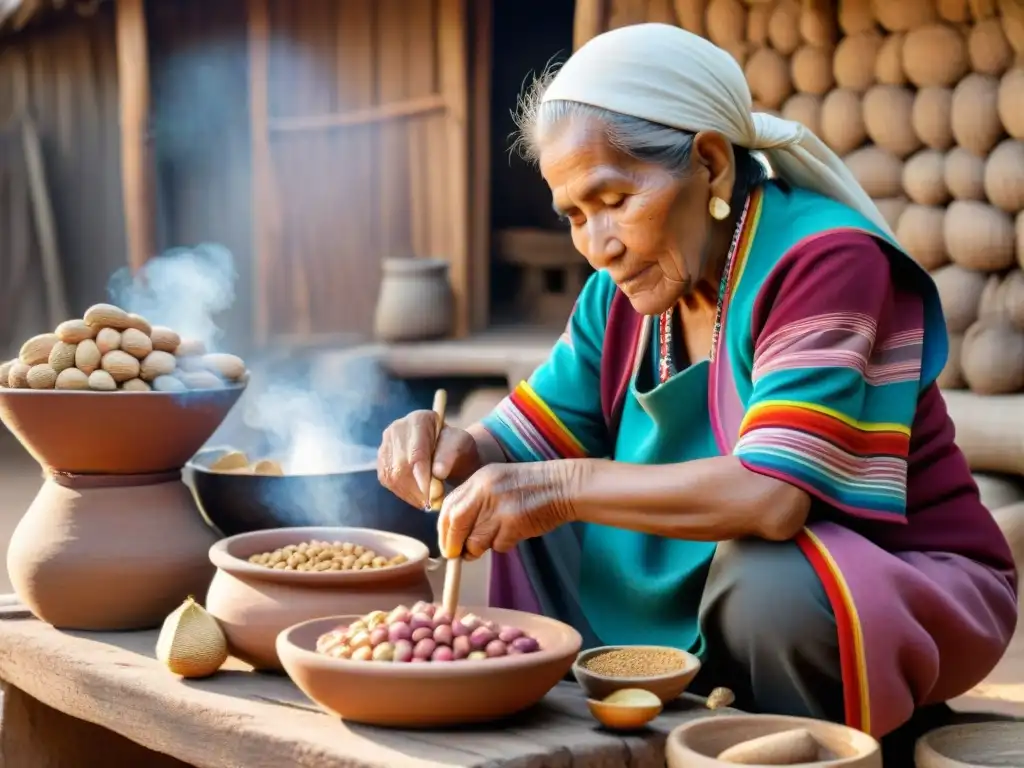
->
[438,0,470,338]
[248,0,273,345]
[573,0,610,50]
[115,0,156,272]
[468,0,493,332]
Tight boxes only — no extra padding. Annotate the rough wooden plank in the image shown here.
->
[0,612,732,768]
[468,0,492,332]
[248,0,275,345]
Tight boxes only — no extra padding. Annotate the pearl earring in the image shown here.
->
[709,197,731,221]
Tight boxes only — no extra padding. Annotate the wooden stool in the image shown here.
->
[496,228,591,328]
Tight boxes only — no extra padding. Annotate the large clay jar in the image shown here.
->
[205,526,435,670]
[7,472,218,630]
[372,257,453,342]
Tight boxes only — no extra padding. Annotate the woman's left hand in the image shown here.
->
[437,461,579,560]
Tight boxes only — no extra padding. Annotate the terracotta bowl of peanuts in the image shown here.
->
[0,303,247,475]
[277,604,582,727]
[665,715,881,767]
[573,645,702,704]
[204,527,437,670]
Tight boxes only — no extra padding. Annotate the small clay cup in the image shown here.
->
[573,645,701,704]
[0,386,244,475]
[915,721,1024,767]
[205,527,435,670]
[666,715,882,767]
[277,607,582,727]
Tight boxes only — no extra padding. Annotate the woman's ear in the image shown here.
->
[692,131,736,207]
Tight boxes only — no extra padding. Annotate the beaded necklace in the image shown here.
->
[656,194,752,384]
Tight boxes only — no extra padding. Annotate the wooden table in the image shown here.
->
[0,603,731,768]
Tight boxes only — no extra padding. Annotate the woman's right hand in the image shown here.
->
[377,411,482,509]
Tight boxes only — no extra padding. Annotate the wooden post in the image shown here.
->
[247,0,274,345]
[573,0,610,50]
[115,0,156,273]
[468,0,492,332]
[438,0,471,338]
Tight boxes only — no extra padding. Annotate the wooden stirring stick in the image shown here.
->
[427,389,463,617]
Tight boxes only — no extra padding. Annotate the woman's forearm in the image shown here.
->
[565,456,811,541]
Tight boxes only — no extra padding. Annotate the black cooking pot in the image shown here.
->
[183,447,440,557]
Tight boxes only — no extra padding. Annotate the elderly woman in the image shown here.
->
[377,24,1017,738]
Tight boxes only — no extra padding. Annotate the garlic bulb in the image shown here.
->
[156,596,228,678]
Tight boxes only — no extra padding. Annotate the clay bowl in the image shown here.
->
[184,446,439,556]
[277,608,583,727]
[666,715,882,767]
[586,689,664,731]
[915,721,1024,767]
[0,386,244,474]
[573,645,701,704]
[205,526,435,670]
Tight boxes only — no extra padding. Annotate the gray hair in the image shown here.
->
[512,62,770,188]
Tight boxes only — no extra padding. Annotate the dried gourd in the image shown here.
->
[998,270,1024,329]
[903,150,950,206]
[961,319,1024,394]
[931,263,987,332]
[912,87,955,150]
[863,85,921,158]
[998,69,1024,141]
[944,201,1017,271]
[968,19,1014,76]
[951,74,1004,156]
[791,45,834,95]
[838,0,874,35]
[745,47,793,110]
[874,197,909,230]
[875,33,907,86]
[937,0,971,23]
[156,596,228,679]
[798,0,836,47]
[820,89,867,154]
[674,0,708,36]
[902,24,969,88]
[897,205,951,272]
[833,31,883,92]
[780,93,823,137]
[705,0,746,46]
[845,145,904,198]
[1000,0,1024,56]
[872,0,938,32]
[937,333,966,389]
[746,2,772,45]
[945,147,988,200]
[767,0,801,54]
[984,140,1024,213]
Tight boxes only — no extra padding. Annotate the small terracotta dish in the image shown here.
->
[573,645,701,704]
[587,688,664,731]
[915,721,1024,767]
[205,527,435,670]
[666,715,882,767]
[277,607,582,727]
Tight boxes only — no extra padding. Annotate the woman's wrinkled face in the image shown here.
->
[538,116,731,316]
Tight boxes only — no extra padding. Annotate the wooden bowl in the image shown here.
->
[205,526,435,670]
[0,386,244,474]
[915,721,1024,767]
[277,608,583,727]
[666,715,882,767]
[572,645,701,704]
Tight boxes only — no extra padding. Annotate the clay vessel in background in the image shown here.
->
[277,608,582,727]
[666,715,881,767]
[573,644,701,704]
[915,721,1024,767]
[6,473,218,630]
[205,527,435,670]
[372,257,453,342]
[0,387,244,475]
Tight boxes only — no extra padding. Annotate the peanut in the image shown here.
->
[126,313,152,335]
[120,328,153,360]
[101,350,140,383]
[95,328,122,355]
[74,339,101,375]
[55,368,90,390]
[121,378,152,392]
[7,362,30,388]
[26,364,57,390]
[202,353,246,381]
[19,333,59,366]
[84,303,131,330]
[150,326,181,353]
[48,341,77,373]
[88,370,117,392]
[55,319,95,344]
[151,374,187,393]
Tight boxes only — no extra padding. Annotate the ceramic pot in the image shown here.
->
[372,257,453,342]
[665,715,881,767]
[7,472,218,630]
[915,721,1024,767]
[205,527,435,670]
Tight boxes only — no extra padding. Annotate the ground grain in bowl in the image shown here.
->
[581,648,688,678]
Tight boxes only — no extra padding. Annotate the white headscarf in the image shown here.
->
[542,23,896,240]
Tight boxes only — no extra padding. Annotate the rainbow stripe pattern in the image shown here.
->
[484,380,589,462]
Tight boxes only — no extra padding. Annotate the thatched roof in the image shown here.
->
[0,0,109,37]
